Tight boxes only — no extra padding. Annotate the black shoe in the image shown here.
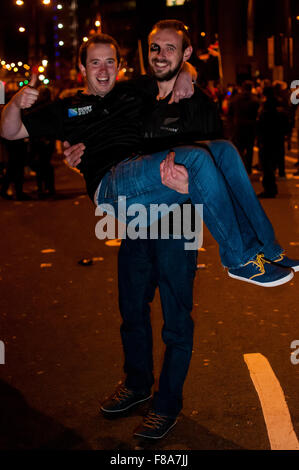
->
[134,410,177,440]
[100,385,152,415]
[257,191,276,199]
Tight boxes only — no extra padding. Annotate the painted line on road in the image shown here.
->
[244,353,299,450]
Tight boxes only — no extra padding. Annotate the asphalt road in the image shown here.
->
[0,151,299,452]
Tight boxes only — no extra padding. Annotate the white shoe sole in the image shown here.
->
[228,270,294,287]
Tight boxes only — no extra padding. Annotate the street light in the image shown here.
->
[18,26,26,32]
[16,0,24,5]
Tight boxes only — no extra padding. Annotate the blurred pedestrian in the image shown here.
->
[228,80,260,174]
[273,81,293,177]
[29,87,56,199]
[257,86,290,198]
[0,138,30,200]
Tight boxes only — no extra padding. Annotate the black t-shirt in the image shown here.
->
[142,85,223,154]
[141,86,222,236]
[22,77,155,200]
[22,80,222,202]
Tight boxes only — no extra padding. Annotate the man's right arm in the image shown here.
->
[0,75,39,140]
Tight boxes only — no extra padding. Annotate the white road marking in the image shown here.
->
[244,353,299,450]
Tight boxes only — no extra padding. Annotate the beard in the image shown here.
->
[151,57,184,82]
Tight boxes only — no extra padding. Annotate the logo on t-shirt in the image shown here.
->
[68,105,92,118]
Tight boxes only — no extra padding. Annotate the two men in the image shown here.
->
[1,21,298,441]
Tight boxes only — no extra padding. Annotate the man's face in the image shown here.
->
[79,42,119,97]
[148,28,189,81]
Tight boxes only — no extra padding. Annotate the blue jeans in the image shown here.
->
[97,140,282,268]
[118,236,197,418]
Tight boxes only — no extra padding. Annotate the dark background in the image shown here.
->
[1,0,299,89]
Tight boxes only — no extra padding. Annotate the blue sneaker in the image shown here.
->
[267,253,299,272]
[228,254,294,287]
[133,410,177,440]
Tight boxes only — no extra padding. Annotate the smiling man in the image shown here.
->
[78,37,120,97]
[149,25,192,84]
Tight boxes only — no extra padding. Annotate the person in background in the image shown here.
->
[29,87,56,199]
[257,85,291,198]
[228,80,260,174]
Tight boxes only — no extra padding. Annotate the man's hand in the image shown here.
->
[169,62,197,104]
[160,151,189,194]
[0,74,39,140]
[63,141,85,168]
[11,74,39,109]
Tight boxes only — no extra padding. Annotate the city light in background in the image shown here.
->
[1,0,299,92]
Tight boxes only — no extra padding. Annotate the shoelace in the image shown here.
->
[245,253,270,274]
[273,253,285,262]
[142,411,168,430]
[112,386,132,403]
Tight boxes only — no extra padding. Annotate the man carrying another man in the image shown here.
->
[1,21,298,441]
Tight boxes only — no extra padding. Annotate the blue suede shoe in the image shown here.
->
[228,254,294,287]
[267,253,299,272]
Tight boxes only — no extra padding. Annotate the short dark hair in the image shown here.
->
[149,19,192,51]
[79,33,121,67]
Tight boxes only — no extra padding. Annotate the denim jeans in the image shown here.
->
[118,236,197,418]
[97,140,282,268]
